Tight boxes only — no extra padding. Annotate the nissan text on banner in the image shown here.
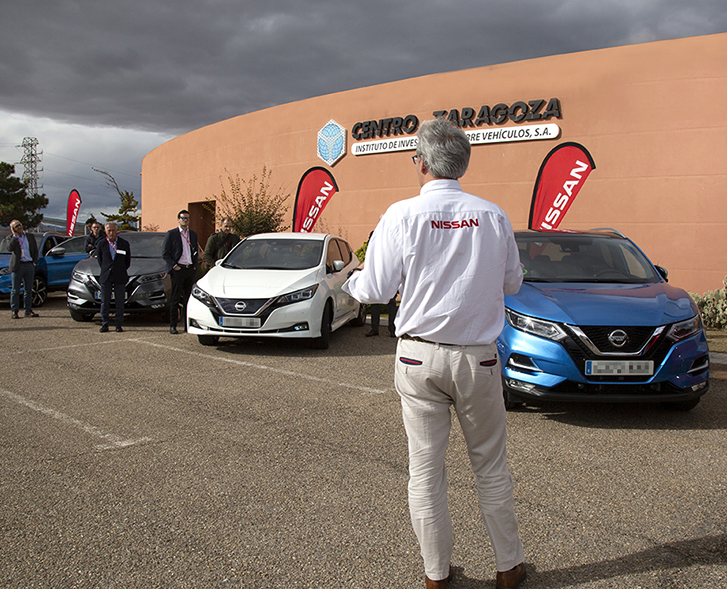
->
[292,167,339,233]
[528,142,596,231]
[66,189,82,237]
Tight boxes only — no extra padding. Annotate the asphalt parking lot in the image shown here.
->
[1,294,726,589]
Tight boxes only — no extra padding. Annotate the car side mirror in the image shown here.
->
[49,247,66,257]
[333,260,345,273]
[655,265,668,281]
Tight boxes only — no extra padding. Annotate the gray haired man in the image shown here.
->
[344,119,526,589]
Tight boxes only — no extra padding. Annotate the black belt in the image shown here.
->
[20,261,33,264]
[400,333,457,346]
[177,264,195,269]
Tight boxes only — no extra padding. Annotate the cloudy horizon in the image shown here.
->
[1,0,725,224]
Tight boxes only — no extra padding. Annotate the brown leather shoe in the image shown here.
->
[425,565,453,589]
[496,562,526,589]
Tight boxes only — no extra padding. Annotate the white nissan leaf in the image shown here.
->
[187,233,365,349]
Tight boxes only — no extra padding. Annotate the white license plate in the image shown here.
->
[585,360,654,376]
[94,291,126,301]
[219,316,261,328]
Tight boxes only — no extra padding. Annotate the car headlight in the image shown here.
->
[0,267,10,276]
[667,315,702,342]
[72,270,93,285]
[505,308,568,342]
[192,284,217,309]
[137,271,167,284]
[276,284,319,305]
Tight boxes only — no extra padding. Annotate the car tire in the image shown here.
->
[69,309,95,322]
[660,399,700,411]
[197,334,219,346]
[350,302,366,327]
[32,275,48,307]
[312,303,332,350]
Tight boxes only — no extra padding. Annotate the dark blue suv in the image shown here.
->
[498,230,709,411]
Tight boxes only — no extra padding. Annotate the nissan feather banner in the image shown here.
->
[528,142,596,231]
[65,189,82,237]
[292,167,339,232]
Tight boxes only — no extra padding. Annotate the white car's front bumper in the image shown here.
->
[187,293,325,339]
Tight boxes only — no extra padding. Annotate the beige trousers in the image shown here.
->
[395,338,525,579]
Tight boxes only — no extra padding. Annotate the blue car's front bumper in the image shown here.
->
[497,324,710,405]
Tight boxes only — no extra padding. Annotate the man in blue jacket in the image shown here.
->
[97,222,131,332]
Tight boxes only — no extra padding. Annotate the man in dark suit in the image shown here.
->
[5,220,39,319]
[96,222,131,332]
[162,209,198,334]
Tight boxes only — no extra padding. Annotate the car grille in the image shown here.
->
[563,324,671,382]
[216,297,273,316]
[575,325,656,354]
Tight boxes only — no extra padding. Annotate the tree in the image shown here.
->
[208,167,290,237]
[0,162,48,228]
[96,168,140,230]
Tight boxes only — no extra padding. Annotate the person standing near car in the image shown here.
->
[162,209,198,334]
[96,222,131,333]
[364,229,398,337]
[5,220,39,319]
[203,217,239,267]
[84,221,106,255]
[343,119,526,589]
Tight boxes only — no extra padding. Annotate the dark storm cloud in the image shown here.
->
[2,0,725,135]
[0,0,724,222]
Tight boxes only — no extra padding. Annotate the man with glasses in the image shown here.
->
[5,220,39,319]
[162,210,199,334]
[344,119,526,589]
[203,217,240,267]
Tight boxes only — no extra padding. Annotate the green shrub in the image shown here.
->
[690,276,727,329]
[355,240,368,263]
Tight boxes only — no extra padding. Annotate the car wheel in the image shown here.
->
[32,275,47,307]
[197,335,219,346]
[312,303,332,350]
[660,399,700,411]
[350,302,366,327]
[69,309,95,322]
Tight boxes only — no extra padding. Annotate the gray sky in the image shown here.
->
[1,0,725,224]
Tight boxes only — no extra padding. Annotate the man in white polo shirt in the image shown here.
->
[343,119,526,589]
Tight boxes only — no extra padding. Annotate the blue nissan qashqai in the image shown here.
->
[498,230,709,411]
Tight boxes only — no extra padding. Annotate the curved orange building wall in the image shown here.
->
[142,33,727,294]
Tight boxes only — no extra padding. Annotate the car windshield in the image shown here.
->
[120,232,166,258]
[517,233,661,283]
[223,238,323,270]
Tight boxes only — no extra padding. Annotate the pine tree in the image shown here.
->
[0,162,48,228]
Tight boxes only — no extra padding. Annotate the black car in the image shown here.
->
[66,232,171,322]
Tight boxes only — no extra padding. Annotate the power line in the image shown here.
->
[44,152,139,179]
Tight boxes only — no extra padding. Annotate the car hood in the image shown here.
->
[506,281,697,326]
[73,257,167,277]
[199,267,320,298]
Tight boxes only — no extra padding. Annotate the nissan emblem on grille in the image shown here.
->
[608,329,629,347]
[234,301,247,312]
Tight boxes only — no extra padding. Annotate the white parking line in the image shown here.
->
[0,388,152,451]
[132,339,390,395]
